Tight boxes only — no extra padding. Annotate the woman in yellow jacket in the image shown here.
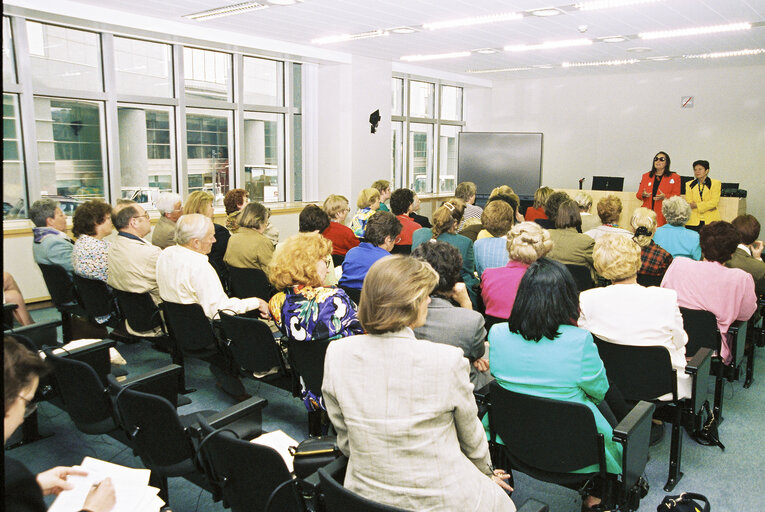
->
[685,159,721,231]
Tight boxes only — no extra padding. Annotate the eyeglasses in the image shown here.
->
[132,213,150,220]
[18,394,37,418]
[395,236,402,244]
[654,156,666,162]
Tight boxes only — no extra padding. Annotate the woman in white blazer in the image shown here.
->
[578,234,690,400]
[322,255,516,512]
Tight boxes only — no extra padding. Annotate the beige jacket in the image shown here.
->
[151,215,176,249]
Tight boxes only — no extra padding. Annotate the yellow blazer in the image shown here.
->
[685,177,721,226]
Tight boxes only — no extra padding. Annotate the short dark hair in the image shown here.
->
[508,258,579,342]
[299,204,330,233]
[365,211,402,246]
[543,191,570,220]
[700,221,740,263]
[692,160,710,170]
[390,188,415,216]
[5,336,48,412]
[113,205,139,230]
[555,200,582,230]
[72,200,112,237]
[411,241,462,296]
[732,214,761,245]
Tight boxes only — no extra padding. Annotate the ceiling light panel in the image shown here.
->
[505,39,593,52]
[529,8,564,17]
[684,48,765,59]
[639,22,752,40]
[312,30,388,45]
[562,58,639,67]
[401,51,472,62]
[575,0,664,11]
[183,1,269,21]
[422,12,523,31]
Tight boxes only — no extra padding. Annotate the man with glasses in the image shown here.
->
[151,192,182,249]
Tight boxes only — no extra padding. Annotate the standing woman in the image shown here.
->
[685,160,721,232]
[637,151,681,227]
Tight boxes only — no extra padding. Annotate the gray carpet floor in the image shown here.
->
[7,307,765,512]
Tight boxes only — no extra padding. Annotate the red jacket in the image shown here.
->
[636,171,681,226]
[396,214,422,245]
[323,221,360,255]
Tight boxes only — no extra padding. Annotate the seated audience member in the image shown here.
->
[409,192,432,228]
[323,256,516,512]
[340,211,402,291]
[298,204,338,286]
[322,194,359,257]
[5,336,116,512]
[412,242,492,388]
[455,181,482,230]
[653,196,702,260]
[536,191,569,230]
[269,233,362,342]
[547,200,595,274]
[223,188,248,232]
[71,200,113,282]
[29,198,74,275]
[184,190,230,286]
[578,235,690,400]
[223,201,273,274]
[474,200,515,276]
[524,186,553,222]
[461,189,520,242]
[3,272,34,326]
[661,221,757,364]
[486,258,620,509]
[726,214,765,295]
[585,195,632,241]
[685,159,721,232]
[412,199,480,307]
[389,188,421,249]
[575,192,600,232]
[151,192,182,249]
[350,188,381,238]
[630,207,673,278]
[482,222,552,327]
[371,180,392,212]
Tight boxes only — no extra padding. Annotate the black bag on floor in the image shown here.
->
[657,492,710,512]
[289,435,341,479]
[690,401,724,451]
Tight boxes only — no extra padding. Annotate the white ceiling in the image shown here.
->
[46,0,765,78]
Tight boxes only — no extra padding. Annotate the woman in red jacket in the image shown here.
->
[636,151,681,226]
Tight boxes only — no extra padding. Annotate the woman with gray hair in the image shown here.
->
[630,207,673,279]
[653,196,702,260]
[574,192,600,232]
[151,192,182,249]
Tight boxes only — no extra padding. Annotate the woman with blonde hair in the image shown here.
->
[630,207,673,280]
[574,192,600,232]
[323,256,516,512]
[524,186,553,222]
[350,188,381,238]
[183,190,230,285]
[223,201,273,274]
[371,179,392,212]
[322,194,359,260]
[584,195,632,242]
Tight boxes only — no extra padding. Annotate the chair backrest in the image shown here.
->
[679,307,720,355]
[73,275,116,319]
[37,263,79,308]
[161,302,219,356]
[592,336,676,402]
[636,273,663,287]
[218,311,283,374]
[285,338,331,395]
[390,244,411,255]
[226,265,275,301]
[5,320,62,350]
[488,382,602,475]
[339,286,361,306]
[318,467,411,512]
[564,264,594,293]
[112,289,164,333]
[331,254,345,268]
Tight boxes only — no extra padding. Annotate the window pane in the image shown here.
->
[409,123,433,194]
[118,105,175,202]
[3,94,26,219]
[184,48,232,101]
[440,85,463,121]
[292,63,301,109]
[392,121,404,190]
[243,112,284,203]
[438,125,460,194]
[243,56,283,106]
[114,37,173,97]
[35,97,106,206]
[409,81,434,118]
[293,113,302,201]
[186,109,231,203]
[3,17,16,85]
[27,22,102,92]
[392,78,403,116]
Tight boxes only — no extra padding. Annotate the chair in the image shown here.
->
[3,303,17,330]
[390,244,411,255]
[636,273,664,287]
[331,254,345,268]
[285,337,332,436]
[37,263,87,341]
[339,286,361,306]
[226,265,275,301]
[487,382,654,511]
[593,337,712,491]
[5,319,62,350]
[72,274,119,325]
[318,465,411,512]
[564,264,594,292]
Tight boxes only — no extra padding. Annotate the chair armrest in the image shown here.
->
[517,498,550,512]
[727,320,747,366]
[613,400,655,490]
[8,320,64,350]
[300,455,349,493]
[204,396,268,440]
[47,339,116,382]
[686,347,712,414]
[112,364,183,407]
[474,383,492,404]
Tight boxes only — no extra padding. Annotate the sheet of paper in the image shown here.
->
[250,429,298,473]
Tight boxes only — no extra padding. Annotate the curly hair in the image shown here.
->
[269,232,333,289]
[662,196,692,226]
[544,191,570,220]
[593,235,642,281]
[700,221,740,263]
[630,207,657,248]
[507,222,553,264]
[596,195,622,224]
[573,192,593,211]
[223,189,248,215]
[72,200,112,237]
[365,211,402,246]
[411,241,463,296]
[390,188,415,216]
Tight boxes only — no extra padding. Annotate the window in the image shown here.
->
[392,78,403,116]
[440,85,463,122]
[409,81,434,118]
[3,17,16,85]
[243,57,283,106]
[438,125,460,194]
[26,22,102,92]
[409,123,433,194]
[391,121,404,189]
[184,48,232,102]
[117,105,176,194]
[243,112,283,203]
[291,63,302,201]
[186,109,232,201]
[114,37,173,97]
[3,94,25,219]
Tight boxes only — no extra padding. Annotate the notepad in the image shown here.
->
[250,429,298,473]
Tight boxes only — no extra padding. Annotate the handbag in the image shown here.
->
[657,492,710,512]
[289,435,341,479]
[689,401,724,451]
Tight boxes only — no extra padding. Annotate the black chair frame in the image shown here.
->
[226,264,275,301]
[37,263,88,341]
[284,337,333,437]
[565,264,595,293]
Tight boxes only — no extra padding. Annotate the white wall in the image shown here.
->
[466,64,765,223]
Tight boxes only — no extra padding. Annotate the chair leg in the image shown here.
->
[664,409,683,492]
[712,364,725,425]
[744,341,755,389]
[150,473,169,505]
[61,311,73,343]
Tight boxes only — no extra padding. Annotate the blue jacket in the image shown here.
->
[339,243,390,289]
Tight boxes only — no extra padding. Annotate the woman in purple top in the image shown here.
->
[482,222,552,329]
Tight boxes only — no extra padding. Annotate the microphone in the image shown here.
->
[578,177,585,190]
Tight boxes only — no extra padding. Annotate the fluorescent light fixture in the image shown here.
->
[575,0,663,11]
[390,26,418,34]
[267,0,300,4]
[505,38,592,52]
[640,22,751,40]
[529,8,563,17]
[562,58,639,67]
[183,1,268,21]
[684,48,765,59]
[646,55,672,61]
[627,46,652,53]
[601,36,627,43]
[311,30,388,45]
[534,64,554,69]
[401,51,471,62]
[474,48,500,54]
[468,67,534,73]
[423,12,523,31]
